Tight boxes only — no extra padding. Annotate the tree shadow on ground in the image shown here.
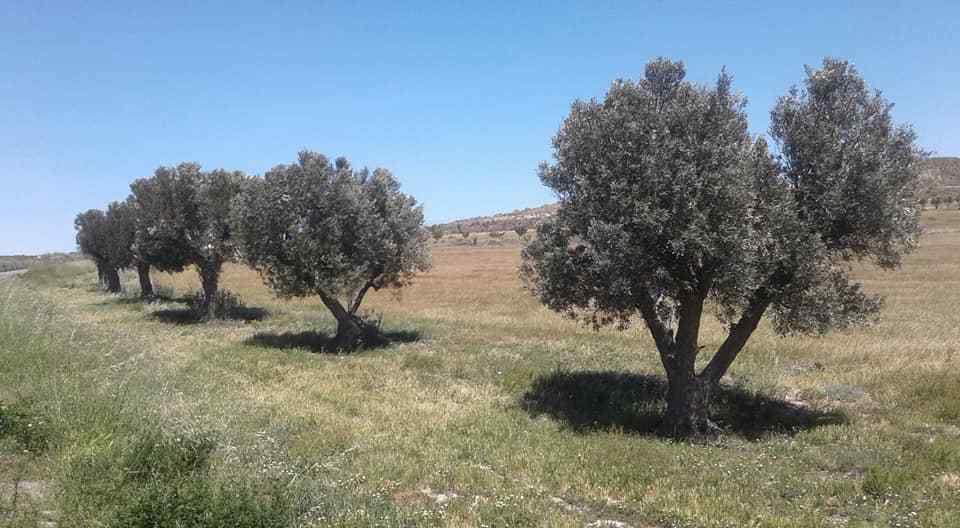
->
[96,292,184,306]
[244,329,422,354]
[520,370,845,440]
[150,306,270,325]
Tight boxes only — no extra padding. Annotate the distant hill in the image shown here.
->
[921,157,960,195]
[433,203,559,235]
[437,157,960,234]
[0,252,82,272]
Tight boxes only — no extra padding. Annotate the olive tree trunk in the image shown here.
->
[318,290,372,350]
[197,261,221,318]
[95,261,106,288]
[662,363,715,438]
[103,266,122,294]
[650,293,771,438]
[136,262,154,298]
[656,294,717,437]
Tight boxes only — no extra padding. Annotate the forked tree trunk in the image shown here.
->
[652,295,771,438]
[319,290,374,350]
[103,266,122,293]
[136,262,154,298]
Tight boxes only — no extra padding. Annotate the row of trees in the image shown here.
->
[75,152,431,348]
[926,195,960,209]
[76,57,921,438]
[428,223,530,242]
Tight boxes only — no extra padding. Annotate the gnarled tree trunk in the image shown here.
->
[136,262,154,298]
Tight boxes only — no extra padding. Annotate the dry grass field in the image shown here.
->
[2,210,959,527]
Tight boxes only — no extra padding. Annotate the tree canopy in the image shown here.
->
[522,58,923,436]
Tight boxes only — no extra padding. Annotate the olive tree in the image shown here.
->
[75,209,122,292]
[130,163,247,315]
[75,204,138,293]
[233,151,431,349]
[105,199,155,297]
[513,225,528,240]
[522,58,922,437]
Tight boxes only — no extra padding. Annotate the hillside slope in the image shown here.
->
[433,203,558,234]
[922,157,960,193]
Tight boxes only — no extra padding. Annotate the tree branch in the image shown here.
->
[700,294,771,384]
[348,279,376,316]
[635,287,676,356]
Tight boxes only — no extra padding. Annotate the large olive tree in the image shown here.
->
[522,58,922,437]
[233,151,431,349]
[129,163,247,315]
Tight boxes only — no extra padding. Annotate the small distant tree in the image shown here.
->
[916,169,942,208]
[130,163,247,316]
[75,209,122,292]
[932,196,942,209]
[456,224,470,238]
[233,151,431,349]
[513,225,528,239]
[522,58,922,437]
[429,225,445,242]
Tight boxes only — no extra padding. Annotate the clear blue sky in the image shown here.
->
[2,1,957,254]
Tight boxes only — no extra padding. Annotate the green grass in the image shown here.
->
[1,211,959,527]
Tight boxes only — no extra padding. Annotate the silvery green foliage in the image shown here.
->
[75,209,112,266]
[103,200,138,269]
[75,205,134,271]
[129,163,247,274]
[523,58,922,375]
[232,151,431,314]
